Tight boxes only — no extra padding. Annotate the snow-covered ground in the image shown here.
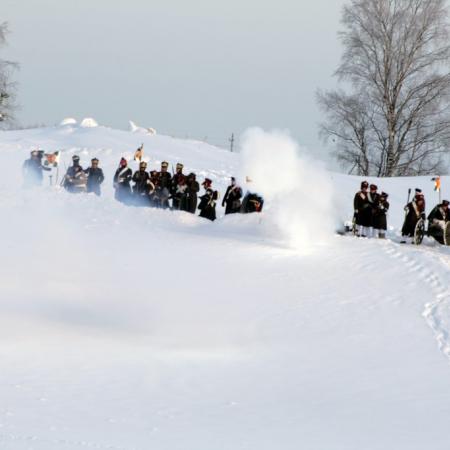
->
[1,121,450,450]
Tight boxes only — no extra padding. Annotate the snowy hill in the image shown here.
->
[1,122,450,450]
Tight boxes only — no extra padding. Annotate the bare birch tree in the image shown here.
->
[0,22,17,128]
[318,0,450,176]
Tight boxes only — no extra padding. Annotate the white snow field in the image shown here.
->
[1,122,450,450]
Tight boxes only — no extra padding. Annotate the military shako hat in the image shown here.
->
[442,200,450,207]
[370,184,378,191]
[361,181,369,189]
[202,178,212,188]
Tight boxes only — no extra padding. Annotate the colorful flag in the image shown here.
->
[134,144,144,162]
[43,151,60,167]
[432,176,441,192]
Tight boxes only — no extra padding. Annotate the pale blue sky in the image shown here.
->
[3,0,345,159]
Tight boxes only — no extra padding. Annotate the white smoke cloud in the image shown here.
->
[238,128,336,250]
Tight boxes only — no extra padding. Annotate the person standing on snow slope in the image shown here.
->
[171,163,185,209]
[186,172,199,214]
[84,158,105,196]
[157,161,172,209]
[222,177,243,215]
[63,155,83,191]
[113,157,132,203]
[22,150,51,187]
[427,200,449,244]
[65,165,88,193]
[401,189,426,243]
[372,192,389,239]
[353,181,371,237]
[132,161,155,205]
[367,184,380,237]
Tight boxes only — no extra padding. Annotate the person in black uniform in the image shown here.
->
[186,173,199,214]
[84,158,105,196]
[132,161,153,204]
[113,157,132,204]
[157,161,172,209]
[22,150,51,187]
[401,191,426,243]
[222,177,243,215]
[353,181,371,237]
[427,200,449,244]
[63,155,83,191]
[372,192,389,239]
[172,174,189,211]
[198,187,217,221]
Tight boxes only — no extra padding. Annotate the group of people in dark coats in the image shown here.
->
[111,157,253,221]
[112,159,219,218]
[401,188,450,244]
[62,155,105,195]
[22,151,264,222]
[353,181,390,238]
[352,181,450,244]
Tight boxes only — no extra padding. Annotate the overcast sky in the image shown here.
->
[2,0,346,161]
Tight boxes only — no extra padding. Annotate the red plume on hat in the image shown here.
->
[202,178,212,188]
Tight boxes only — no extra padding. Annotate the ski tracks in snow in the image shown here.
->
[383,240,450,361]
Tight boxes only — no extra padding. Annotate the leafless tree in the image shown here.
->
[0,22,18,128]
[318,0,450,176]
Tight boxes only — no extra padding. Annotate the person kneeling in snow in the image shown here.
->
[198,178,218,221]
[427,200,449,245]
[241,192,264,213]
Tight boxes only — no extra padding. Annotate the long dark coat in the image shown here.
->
[353,191,372,227]
[186,179,199,213]
[402,201,425,237]
[372,198,389,231]
[223,185,243,215]
[113,167,132,203]
[85,167,105,196]
[198,192,217,221]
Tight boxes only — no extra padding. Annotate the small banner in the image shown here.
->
[43,151,60,167]
[134,144,144,162]
[432,176,441,192]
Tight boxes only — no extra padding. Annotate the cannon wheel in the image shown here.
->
[444,222,450,246]
[414,218,426,245]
